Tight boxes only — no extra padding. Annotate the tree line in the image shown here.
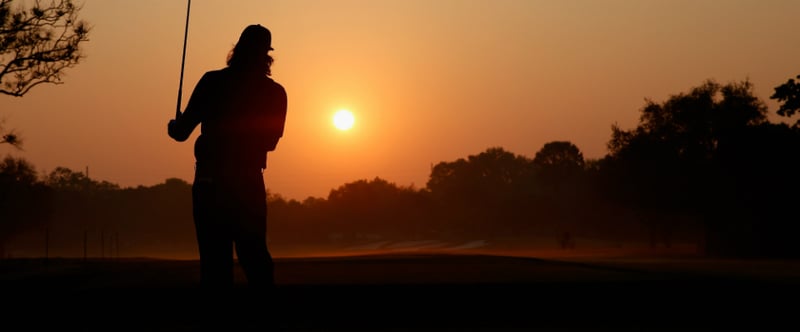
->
[2,77,800,258]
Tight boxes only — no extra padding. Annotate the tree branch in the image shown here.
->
[0,0,89,97]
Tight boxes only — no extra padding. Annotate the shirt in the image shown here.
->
[168,67,287,172]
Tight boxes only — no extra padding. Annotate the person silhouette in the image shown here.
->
[167,24,287,293]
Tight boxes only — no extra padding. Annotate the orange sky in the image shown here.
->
[2,0,799,200]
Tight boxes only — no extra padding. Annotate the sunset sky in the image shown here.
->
[2,0,799,200]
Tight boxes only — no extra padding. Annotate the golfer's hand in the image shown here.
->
[167,119,186,142]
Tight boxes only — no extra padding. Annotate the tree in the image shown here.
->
[1,0,90,149]
[609,80,767,163]
[530,141,591,237]
[606,80,767,203]
[44,166,118,191]
[426,147,533,237]
[1,0,90,97]
[326,177,428,238]
[533,141,585,171]
[427,147,531,204]
[770,74,800,127]
[602,79,800,255]
[0,153,34,182]
[0,155,53,258]
[531,140,587,198]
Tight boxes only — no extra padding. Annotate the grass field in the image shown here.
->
[2,250,798,331]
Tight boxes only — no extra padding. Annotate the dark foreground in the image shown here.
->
[2,253,799,331]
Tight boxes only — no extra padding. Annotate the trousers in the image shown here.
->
[191,168,274,289]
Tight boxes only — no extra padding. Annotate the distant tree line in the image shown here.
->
[0,161,196,258]
[2,77,799,258]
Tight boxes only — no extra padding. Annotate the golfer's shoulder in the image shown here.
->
[191,69,227,90]
[263,77,286,98]
[202,68,228,81]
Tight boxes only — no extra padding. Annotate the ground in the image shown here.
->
[2,250,798,331]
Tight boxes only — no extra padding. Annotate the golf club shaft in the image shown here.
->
[176,0,191,119]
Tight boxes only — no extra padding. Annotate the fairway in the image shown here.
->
[3,253,798,331]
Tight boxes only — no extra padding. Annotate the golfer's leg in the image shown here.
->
[193,184,234,288]
[192,185,237,330]
[234,212,274,289]
[233,175,274,289]
[233,207,277,330]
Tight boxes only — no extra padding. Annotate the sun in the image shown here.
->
[333,110,355,131]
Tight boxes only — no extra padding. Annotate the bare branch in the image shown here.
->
[0,0,90,97]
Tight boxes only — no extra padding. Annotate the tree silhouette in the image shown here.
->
[427,147,532,209]
[1,0,90,149]
[44,166,118,191]
[532,141,585,187]
[530,141,592,239]
[607,80,767,206]
[770,74,800,127]
[326,177,429,240]
[427,147,532,237]
[0,154,34,181]
[533,141,585,170]
[0,155,53,258]
[0,0,90,97]
[603,79,800,255]
[609,80,767,163]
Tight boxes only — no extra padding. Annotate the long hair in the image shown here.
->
[227,25,274,76]
[227,47,273,76]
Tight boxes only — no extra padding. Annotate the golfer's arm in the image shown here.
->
[168,108,201,142]
[168,75,210,141]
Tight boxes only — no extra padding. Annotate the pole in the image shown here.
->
[45,226,49,263]
[101,229,105,260]
[115,232,120,260]
[176,0,192,119]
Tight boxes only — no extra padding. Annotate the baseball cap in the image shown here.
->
[237,24,273,51]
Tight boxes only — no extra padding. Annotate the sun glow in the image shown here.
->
[333,110,355,131]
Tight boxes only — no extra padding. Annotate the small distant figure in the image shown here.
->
[168,24,287,293]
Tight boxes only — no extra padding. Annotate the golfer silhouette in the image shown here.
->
[168,24,287,293]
